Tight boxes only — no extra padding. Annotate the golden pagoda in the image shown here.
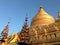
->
[31,7,55,26]
[29,7,60,45]
[0,6,60,45]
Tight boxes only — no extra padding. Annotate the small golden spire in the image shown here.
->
[58,12,60,20]
[11,30,15,36]
[40,5,44,9]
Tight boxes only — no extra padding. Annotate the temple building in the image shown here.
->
[0,6,60,45]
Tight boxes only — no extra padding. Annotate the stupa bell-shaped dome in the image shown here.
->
[31,7,55,26]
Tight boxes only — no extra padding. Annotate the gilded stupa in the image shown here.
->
[29,7,60,45]
[31,7,55,26]
[0,6,60,45]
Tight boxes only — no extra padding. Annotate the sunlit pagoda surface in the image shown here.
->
[0,7,60,45]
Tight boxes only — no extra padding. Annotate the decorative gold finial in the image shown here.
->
[40,5,43,8]
[38,5,44,12]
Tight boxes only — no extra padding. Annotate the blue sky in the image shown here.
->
[0,0,60,35]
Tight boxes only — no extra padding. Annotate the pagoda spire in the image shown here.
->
[20,15,30,44]
[1,21,10,39]
[24,14,28,27]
